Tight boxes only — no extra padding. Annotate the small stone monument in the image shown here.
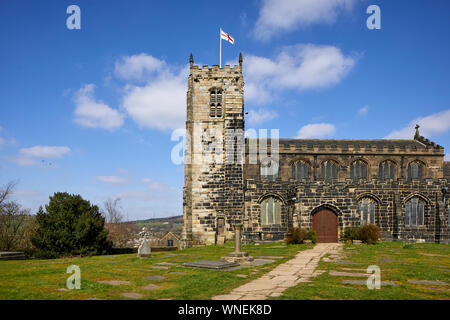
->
[138,227,151,258]
[222,223,253,264]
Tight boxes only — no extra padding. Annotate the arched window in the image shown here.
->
[404,197,425,226]
[379,160,395,181]
[260,197,282,225]
[261,159,278,182]
[210,88,223,118]
[321,160,338,181]
[292,161,309,181]
[358,198,376,225]
[350,160,367,181]
[407,161,424,181]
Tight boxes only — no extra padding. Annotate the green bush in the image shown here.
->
[343,227,360,241]
[403,243,414,249]
[358,224,380,244]
[286,227,307,244]
[305,230,317,244]
[32,192,113,257]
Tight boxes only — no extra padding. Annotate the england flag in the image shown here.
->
[220,28,234,45]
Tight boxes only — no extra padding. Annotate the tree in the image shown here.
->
[103,198,135,247]
[0,181,35,251]
[32,192,112,257]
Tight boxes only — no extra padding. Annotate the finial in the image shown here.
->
[189,53,193,67]
[414,124,420,139]
[239,52,243,67]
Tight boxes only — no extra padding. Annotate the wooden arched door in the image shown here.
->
[312,209,338,243]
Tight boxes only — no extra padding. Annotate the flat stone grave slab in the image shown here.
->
[236,274,248,278]
[0,251,26,260]
[150,266,170,270]
[339,267,368,272]
[120,292,144,299]
[168,271,185,275]
[56,288,69,292]
[341,280,398,286]
[222,259,275,271]
[145,275,166,281]
[334,261,367,265]
[420,253,448,257]
[407,280,449,286]
[98,280,130,286]
[183,260,239,269]
[379,259,410,263]
[142,284,162,291]
[156,262,177,266]
[329,271,368,277]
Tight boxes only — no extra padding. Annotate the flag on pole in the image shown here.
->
[220,28,235,44]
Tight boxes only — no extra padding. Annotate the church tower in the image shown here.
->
[182,53,245,246]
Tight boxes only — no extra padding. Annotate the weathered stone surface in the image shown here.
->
[120,292,144,299]
[407,280,449,286]
[145,275,166,281]
[183,260,238,269]
[212,243,342,300]
[142,284,162,291]
[329,271,368,277]
[341,280,398,286]
[98,280,130,286]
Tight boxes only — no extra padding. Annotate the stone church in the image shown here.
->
[181,54,450,246]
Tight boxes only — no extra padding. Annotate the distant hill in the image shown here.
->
[131,215,183,235]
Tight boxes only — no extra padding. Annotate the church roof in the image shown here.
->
[245,138,443,150]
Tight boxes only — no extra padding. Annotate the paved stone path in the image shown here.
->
[212,243,342,300]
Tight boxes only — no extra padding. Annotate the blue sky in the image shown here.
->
[1,0,449,220]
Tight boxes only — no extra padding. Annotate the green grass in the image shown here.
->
[271,242,450,300]
[0,241,307,300]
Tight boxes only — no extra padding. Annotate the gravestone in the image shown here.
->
[138,227,151,258]
[222,224,253,264]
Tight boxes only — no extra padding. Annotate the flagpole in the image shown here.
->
[219,28,222,68]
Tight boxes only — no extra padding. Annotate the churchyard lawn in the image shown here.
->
[0,242,307,300]
[272,242,450,300]
[0,242,448,300]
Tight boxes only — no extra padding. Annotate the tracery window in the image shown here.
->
[358,198,376,225]
[407,161,424,181]
[260,197,282,225]
[261,159,278,182]
[379,160,395,181]
[292,161,309,181]
[350,160,368,181]
[321,160,338,181]
[404,197,425,227]
[210,89,223,118]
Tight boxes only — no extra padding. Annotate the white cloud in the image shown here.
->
[246,109,278,125]
[120,54,189,131]
[142,178,170,192]
[358,105,369,116]
[20,146,72,158]
[0,137,5,145]
[254,0,356,41]
[243,44,357,104]
[296,123,336,138]
[384,109,450,139]
[114,53,165,82]
[445,154,450,161]
[73,84,124,130]
[6,145,71,166]
[95,176,127,185]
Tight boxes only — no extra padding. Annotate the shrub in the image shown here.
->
[358,224,380,244]
[343,227,360,242]
[305,230,317,244]
[403,243,414,249]
[286,227,307,244]
[32,192,113,257]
